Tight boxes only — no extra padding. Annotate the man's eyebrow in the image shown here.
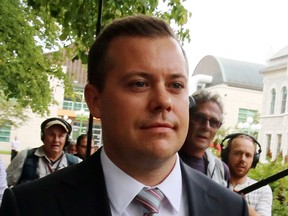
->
[121,71,149,80]
[122,71,187,79]
[169,73,188,80]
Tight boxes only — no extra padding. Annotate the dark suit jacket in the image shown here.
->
[0,149,248,216]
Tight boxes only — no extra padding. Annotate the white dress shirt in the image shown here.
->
[101,149,188,216]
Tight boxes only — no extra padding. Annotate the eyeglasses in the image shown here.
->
[192,113,222,129]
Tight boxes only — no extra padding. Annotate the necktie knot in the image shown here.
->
[135,187,165,215]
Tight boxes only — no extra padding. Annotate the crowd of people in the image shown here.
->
[179,89,272,216]
[0,15,273,216]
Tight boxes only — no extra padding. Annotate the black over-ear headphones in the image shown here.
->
[220,133,262,168]
[41,117,72,147]
[189,96,196,109]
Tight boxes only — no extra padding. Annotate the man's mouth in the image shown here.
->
[141,122,174,129]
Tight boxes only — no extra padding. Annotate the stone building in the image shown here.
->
[258,45,288,161]
[191,55,264,133]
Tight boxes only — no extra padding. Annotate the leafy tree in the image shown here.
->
[0,0,72,120]
[249,156,288,215]
[0,91,28,128]
[26,0,191,63]
[0,0,191,125]
[211,126,231,157]
[0,0,71,116]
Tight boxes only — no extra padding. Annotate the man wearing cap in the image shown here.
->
[6,117,82,186]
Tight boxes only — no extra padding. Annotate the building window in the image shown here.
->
[266,134,271,160]
[276,134,282,157]
[71,122,102,145]
[74,102,83,111]
[238,108,257,123]
[270,89,276,114]
[72,121,88,139]
[63,101,73,110]
[0,125,11,142]
[281,87,287,114]
[63,87,89,111]
[92,125,102,146]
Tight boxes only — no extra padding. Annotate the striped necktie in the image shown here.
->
[135,187,165,216]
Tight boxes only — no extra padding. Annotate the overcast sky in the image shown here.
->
[182,0,288,74]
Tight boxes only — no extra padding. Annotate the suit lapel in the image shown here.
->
[48,152,224,215]
[181,161,221,216]
[56,149,112,216]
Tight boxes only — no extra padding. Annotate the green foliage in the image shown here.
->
[249,157,288,215]
[210,126,232,157]
[213,125,232,144]
[0,150,10,155]
[26,0,191,62]
[0,0,72,116]
[0,91,29,128]
[0,0,191,125]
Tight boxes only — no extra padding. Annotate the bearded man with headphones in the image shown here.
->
[221,133,272,216]
[6,117,82,186]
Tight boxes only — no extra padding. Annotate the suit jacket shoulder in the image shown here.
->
[0,150,111,216]
[1,151,248,216]
[181,161,248,216]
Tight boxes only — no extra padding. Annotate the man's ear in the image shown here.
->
[84,84,101,118]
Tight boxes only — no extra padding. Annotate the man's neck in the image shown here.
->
[46,152,64,163]
[180,149,205,158]
[230,175,248,186]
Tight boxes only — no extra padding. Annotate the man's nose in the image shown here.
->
[54,136,61,142]
[240,154,247,161]
[202,119,211,129]
[148,87,172,112]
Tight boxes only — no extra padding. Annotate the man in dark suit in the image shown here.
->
[0,15,248,216]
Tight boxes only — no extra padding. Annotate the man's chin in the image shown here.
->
[195,141,210,149]
[234,171,248,179]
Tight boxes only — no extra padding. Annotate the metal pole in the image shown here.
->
[86,0,103,158]
[237,168,288,195]
[96,0,103,36]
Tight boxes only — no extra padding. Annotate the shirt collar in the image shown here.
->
[35,145,45,157]
[101,149,182,215]
[157,153,182,213]
[35,145,64,163]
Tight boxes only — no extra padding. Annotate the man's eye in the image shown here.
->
[246,154,253,158]
[234,152,242,156]
[131,81,146,87]
[170,82,184,89]
[210,119,220,127]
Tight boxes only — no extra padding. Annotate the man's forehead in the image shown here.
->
[231,138,255,150]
